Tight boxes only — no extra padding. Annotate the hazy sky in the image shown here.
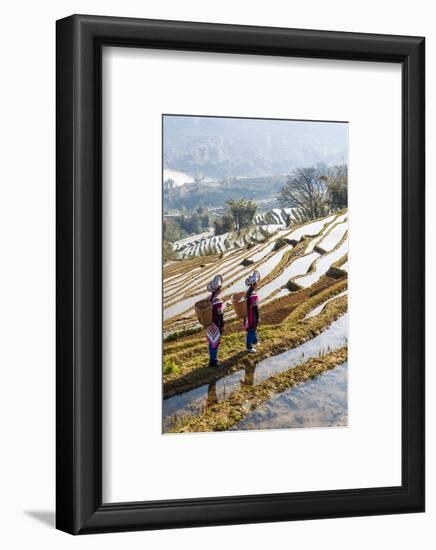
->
[164,115,348,181]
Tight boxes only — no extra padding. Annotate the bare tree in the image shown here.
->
[278,166,329,221]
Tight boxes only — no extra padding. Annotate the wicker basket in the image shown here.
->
[194,299,213,328]
[232,292,247,319]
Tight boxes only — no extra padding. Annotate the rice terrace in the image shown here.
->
[162,115,348,434]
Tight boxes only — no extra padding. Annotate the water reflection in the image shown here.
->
[205,381,218,408]
[233,362,348,431]
[163,314,348,432]
[240,363,256,387]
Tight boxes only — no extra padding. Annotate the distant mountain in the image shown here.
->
[163,115,348,182]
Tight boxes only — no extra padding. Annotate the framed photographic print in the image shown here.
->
[56,15,425,534]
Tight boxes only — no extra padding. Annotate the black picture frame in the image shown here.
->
[56,14,425,534]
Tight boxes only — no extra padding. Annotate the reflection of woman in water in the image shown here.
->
[244,271,260,353]
[206,381,218,408]
[206,275,224,368]
[241,363,256,386]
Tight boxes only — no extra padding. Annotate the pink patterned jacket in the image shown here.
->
[245,291,260,330]
[206,296,224,349]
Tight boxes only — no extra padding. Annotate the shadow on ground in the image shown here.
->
[24,510,55,528]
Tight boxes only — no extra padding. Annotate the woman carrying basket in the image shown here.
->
[244,271,261,353]
[206,275,225,368]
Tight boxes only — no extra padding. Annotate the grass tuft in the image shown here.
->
[163,358,180,376]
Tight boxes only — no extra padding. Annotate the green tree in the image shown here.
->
[326,164,348,211]
[214,214,234,235]
[226,199,257,230]
[163,219,185,243]
[163,219,186,261]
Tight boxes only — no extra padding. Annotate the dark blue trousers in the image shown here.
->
[246,329,258,349]
[208,343,218,361]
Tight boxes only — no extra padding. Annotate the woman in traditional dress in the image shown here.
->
[244,271,261,353]
[206,275,224,368]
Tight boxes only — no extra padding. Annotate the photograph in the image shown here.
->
[162,114,349,434]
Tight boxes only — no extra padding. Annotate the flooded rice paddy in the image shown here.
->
[163,313,348,432]
[304,290,348,319]
[257,252,319,301]
[294,239,348,288]
[232,362,348,431]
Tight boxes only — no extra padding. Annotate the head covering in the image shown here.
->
[245,270,260,287]
[207,275,223,293]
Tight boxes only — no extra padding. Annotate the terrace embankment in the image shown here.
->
[257,238,308,288]
[163,274,346,345]
[163,212,348,331]
[164,253,220,279]
[163,292,347,398]
[170,347,348,433]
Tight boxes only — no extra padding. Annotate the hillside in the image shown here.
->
[163,175,286,211]
[172,207,318,259]
[165,209,347,325]
[162,209,348,433]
